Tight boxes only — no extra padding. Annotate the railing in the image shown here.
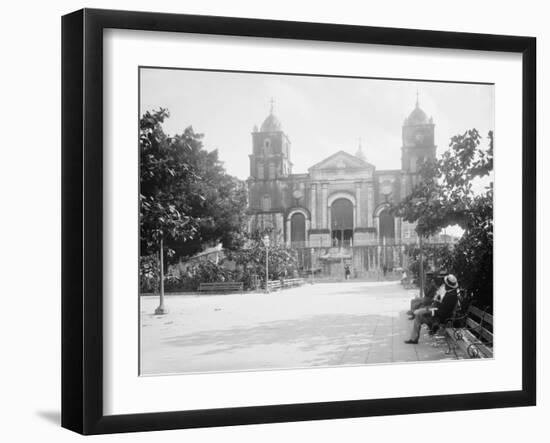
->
[290,241,309,249]
[265,278,306,291]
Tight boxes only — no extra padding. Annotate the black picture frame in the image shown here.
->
[61,8,536,435]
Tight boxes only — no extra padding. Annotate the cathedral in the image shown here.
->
[246,97,438,277]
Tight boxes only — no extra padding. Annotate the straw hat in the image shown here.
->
[444,274,458,289]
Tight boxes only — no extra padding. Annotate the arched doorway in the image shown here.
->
[290,212,306,247]
[331,198,354,248]
[379,208,395,243]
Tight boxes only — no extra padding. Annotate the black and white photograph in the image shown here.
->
[1,0,544,440]
[139,68,495,375]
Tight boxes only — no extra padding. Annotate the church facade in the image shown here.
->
[246,99,438,277]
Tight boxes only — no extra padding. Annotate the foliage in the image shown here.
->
[139,254,160,293]
[140,108,199,256]
[140,108,248,298]
[165,260,236,292]
[225,229,298,287]
[162,229,298,291]
[395,129,493,236]
[166,133,248,262]
[394,129,494,308]
[405,243,454,282]
[140,108,248,262]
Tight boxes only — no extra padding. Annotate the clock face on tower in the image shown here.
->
[415,131,424,143]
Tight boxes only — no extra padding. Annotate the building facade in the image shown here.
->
[246,98,440,277]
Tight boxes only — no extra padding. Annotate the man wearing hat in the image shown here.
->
[405,274,459,344]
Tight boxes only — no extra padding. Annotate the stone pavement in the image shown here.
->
[140,281,457,375]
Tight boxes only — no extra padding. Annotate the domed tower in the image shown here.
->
[249,99,292,181]
[247,101,292,242]
[401,93,436,191]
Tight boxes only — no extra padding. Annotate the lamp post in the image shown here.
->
[262,234,270,294]
[310,247,315,285]
[155,236,167,315]
[418,232,425,297]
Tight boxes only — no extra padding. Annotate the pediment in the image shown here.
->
[309,150,374,172]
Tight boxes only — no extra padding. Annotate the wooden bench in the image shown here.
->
[444,305,493,358]
[198,282,243,293]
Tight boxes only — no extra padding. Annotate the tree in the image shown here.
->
[167,131,248,262]
[139,108,248,309]
[394,129,494,308]
[140,108,199,255]
[140,109,200,313]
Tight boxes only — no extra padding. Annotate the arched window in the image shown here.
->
[257,162,264,179]
[262,195,271,211]
[263,138,271,155]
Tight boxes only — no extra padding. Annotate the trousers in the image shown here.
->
[409,307,437,341]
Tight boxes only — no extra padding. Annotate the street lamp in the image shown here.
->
[262,234,270,294]
[155,236,167,315]
[310,247,315,285]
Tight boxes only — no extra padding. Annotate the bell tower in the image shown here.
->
[249,99,292,181]
[401,93,436,191]
[246,100,291,243]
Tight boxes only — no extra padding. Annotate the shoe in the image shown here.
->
[408,315,415,320]
[404,339,418,344]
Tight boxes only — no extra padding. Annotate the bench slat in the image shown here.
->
[198,282,243,292]
[444,304,494,359]
[465,317,494,344]
[468,305,494,326]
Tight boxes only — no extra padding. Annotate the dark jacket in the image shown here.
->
[433,288,458,322]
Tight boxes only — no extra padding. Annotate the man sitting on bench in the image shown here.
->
[404,274,459,344]
[406,274,439,320]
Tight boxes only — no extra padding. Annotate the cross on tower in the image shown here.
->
[415,90,420,108]
[356,136,366,161]
[269,98,275,114]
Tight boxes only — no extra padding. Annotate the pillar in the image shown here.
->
[355,181,362,227]
[311,183,317,229]
[367,182,374,227]
[285,218,291,247]
[321,183,328,229]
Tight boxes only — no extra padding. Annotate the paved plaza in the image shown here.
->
[140,281,457,375]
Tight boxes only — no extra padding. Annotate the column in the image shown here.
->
[366,182,374,227]
[355,181,362,227]
[285,218,291,247]
[311,183,317,229]
[321,183,328,229]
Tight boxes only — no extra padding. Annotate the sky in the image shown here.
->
[140,68,494,181]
